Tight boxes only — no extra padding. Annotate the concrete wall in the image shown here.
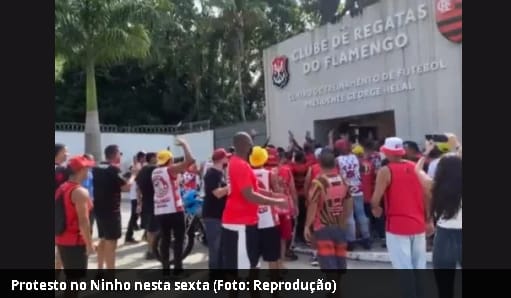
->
[55,130,214,171]
[263,0,462,147]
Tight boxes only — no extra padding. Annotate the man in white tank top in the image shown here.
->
[249,146,284,270]
[152,137,195,277]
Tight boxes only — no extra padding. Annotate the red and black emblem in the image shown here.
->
[271,56,290,88]
[435,0,462,43]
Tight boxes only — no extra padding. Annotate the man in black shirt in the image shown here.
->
[202,148,230,269]
[135,152,158,260]
[93,145,135,270]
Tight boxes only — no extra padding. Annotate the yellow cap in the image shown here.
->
[436,142,451,153]
[352,144,364,156]
[156,150,173,166]
[249,146,268,168]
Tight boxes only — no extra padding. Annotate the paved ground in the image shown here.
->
[88,200,430,269]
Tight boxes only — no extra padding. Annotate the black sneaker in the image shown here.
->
[285,251,298,261]
[361,238,372,250]
[125,238,139,245]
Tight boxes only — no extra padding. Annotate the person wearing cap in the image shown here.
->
[250,146,284,270]
[335,138,371,250]
[55,155,95,273]
[221,132,286,270]
[203,148,230,270]
[426,140,452,179]
[93,145,136,271]
[151,137,195,276]
[370,137,430,273]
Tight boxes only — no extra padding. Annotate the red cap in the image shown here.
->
[68,155,95,172]
[335,139,350,151]
[212,148,231,161]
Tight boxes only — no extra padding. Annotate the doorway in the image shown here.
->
[313,110,396,145]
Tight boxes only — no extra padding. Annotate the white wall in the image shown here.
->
[55,130,214,171]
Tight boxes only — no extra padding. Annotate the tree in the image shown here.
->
[211,0,269,122]
[55,0,153,160]
[55,56,65,82]
[55,0,324,128]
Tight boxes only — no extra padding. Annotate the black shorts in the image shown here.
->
[259,226,281,262]
[220,224,259,269]
[96,213,122,240]
[57,245,88,279]
[141,211,159,233]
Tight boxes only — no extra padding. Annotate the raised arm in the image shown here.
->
[169,137,195,176]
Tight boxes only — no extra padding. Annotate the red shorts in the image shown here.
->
[278,214,293,241]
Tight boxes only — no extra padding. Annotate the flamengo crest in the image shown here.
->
[272,56,289,88]
[435,0,462,43]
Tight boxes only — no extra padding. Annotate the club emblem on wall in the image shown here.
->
[271,56,290,89]
[435,0,462,43]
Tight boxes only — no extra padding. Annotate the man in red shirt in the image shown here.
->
[221,132,286,269]
[371,137,430,272]
[290,150,310,245]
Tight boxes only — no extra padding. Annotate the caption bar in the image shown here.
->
[12,279,337,294]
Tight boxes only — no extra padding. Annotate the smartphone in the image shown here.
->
[425,134,448,143]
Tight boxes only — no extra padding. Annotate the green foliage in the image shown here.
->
[55,0,325,127]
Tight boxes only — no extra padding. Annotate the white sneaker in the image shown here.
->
[310,256,319,267]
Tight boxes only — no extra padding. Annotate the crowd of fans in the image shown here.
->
[55,129,462,298]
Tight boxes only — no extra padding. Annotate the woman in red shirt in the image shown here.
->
[55,155,95,273]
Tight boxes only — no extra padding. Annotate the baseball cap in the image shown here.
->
[436,142,451,153]
[249,146,268,168]
[335,139,350,151]
[352,144,364,156]
[68,155,95,172]
[212,148,231,161]
[380,137,406,156]
[157,150,173,166]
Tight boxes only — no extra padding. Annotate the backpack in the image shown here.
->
[55,166,69,191]
[55,186,67,236]
[55,183,79,236]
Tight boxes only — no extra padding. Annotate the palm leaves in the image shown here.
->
[55,0,154,159]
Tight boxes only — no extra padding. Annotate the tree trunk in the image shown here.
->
[235,27,246,122]
[84,61,102,161]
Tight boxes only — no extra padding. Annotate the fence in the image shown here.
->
[55,120,210,135]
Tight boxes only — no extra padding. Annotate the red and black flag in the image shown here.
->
[435,0,462,43]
